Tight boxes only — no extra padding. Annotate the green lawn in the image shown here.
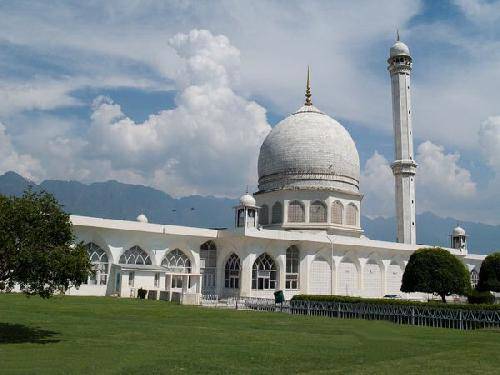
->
[0,295,499,374]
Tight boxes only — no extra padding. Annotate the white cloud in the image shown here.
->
[453,0,500,24]
[0,1,421,125]
[478,116,500,171]
[0,122,43,180]
[361,141,477,219]
[85,30,271,196]
[360,152,394,218]
[0,80,80,117]
[414,141,477,219]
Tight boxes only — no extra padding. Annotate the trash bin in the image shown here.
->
[274,290,285,304]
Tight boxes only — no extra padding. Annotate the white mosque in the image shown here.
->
[69,38,485,303]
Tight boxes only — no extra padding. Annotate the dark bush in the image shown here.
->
[467,290,495,305]
[401,247,470,302]
[137,288,147,299]
[478,252,500,292]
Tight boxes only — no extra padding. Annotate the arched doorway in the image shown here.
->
[200,241,217,295]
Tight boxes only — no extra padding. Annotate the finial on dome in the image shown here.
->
[305,66,312,106]
[396,29,400,41]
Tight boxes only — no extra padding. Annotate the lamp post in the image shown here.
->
[326,231,335,295]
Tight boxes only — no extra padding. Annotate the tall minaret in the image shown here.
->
[388,33,417,245]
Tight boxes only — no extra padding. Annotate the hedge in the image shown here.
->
[290,294,500,311]
[467,290,496,305]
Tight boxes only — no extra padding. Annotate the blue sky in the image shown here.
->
[1,0,500,224]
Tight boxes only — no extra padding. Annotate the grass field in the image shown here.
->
[0,294,499,374]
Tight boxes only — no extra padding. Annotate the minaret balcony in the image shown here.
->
[391,159,417,175]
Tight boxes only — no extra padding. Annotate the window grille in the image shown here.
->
[225,253,240,289]
[162,249,191,273]
[285,246,299,289]
[346,204,358,226]
[310,201,327,223]
[271,202,282,224]
[119,245,151,265]
[288,201,305,223]
[259,205,269,225]
[331,201,343,224]
[470,270,479,288]
[252,253,277,290]
[200,241,217,293]
[84,243,109,285]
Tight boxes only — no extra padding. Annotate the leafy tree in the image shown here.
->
[477,252,500,292]
[0,189,91,298]
[401,247,470,303]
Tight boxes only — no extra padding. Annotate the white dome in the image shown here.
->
[453,226,466,236]
[239,194,256,207]
[258,104,360,193]
[136,214,148,223]
[390,40,410,57]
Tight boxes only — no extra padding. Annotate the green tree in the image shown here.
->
[0,189,91,298]
[477,252,500,292]
[401,247,470,303]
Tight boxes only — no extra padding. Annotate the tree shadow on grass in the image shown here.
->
[0,323,60,344]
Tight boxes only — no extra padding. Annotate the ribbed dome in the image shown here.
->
[390,40,410,57]
[239,194,256,207]
[258,104,360,193]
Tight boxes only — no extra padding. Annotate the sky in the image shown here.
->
[1,0,500,224]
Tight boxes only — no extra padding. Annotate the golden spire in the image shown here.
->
[305,66,312,106]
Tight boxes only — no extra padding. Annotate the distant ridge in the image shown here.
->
[0,171,498,254]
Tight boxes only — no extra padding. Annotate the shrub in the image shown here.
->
[477,252,500,292]
[401,247,470,302]
[137,288,147,299]
[467,290,495,305]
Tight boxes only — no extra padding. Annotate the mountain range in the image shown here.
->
[1,171,498,255]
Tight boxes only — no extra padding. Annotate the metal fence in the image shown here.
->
[242,298,500,330]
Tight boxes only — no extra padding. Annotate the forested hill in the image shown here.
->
[1,171,498,254]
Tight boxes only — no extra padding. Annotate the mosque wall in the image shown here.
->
[69,219,485,302]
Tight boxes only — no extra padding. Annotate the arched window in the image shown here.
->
[285,246,299,289]
[271,202,282,224]
[162,249,191,273]
[346,203,358,226]
[288,200,305,223]
[331,201,343,225]
[310,201,327,223]
[259,205,269,225]
[200,241,217,294]
[252,253,277,290]
[119,245,151,265]
[85,243,109,285]
[247,209,256,227]
[470,269,479,288]
[225,253,241,289]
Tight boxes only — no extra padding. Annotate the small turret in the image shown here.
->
[234,193,259,230]
[450,225,467,252]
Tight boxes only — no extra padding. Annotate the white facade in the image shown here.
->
[68,38,486,303]
[70,215,484,302]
